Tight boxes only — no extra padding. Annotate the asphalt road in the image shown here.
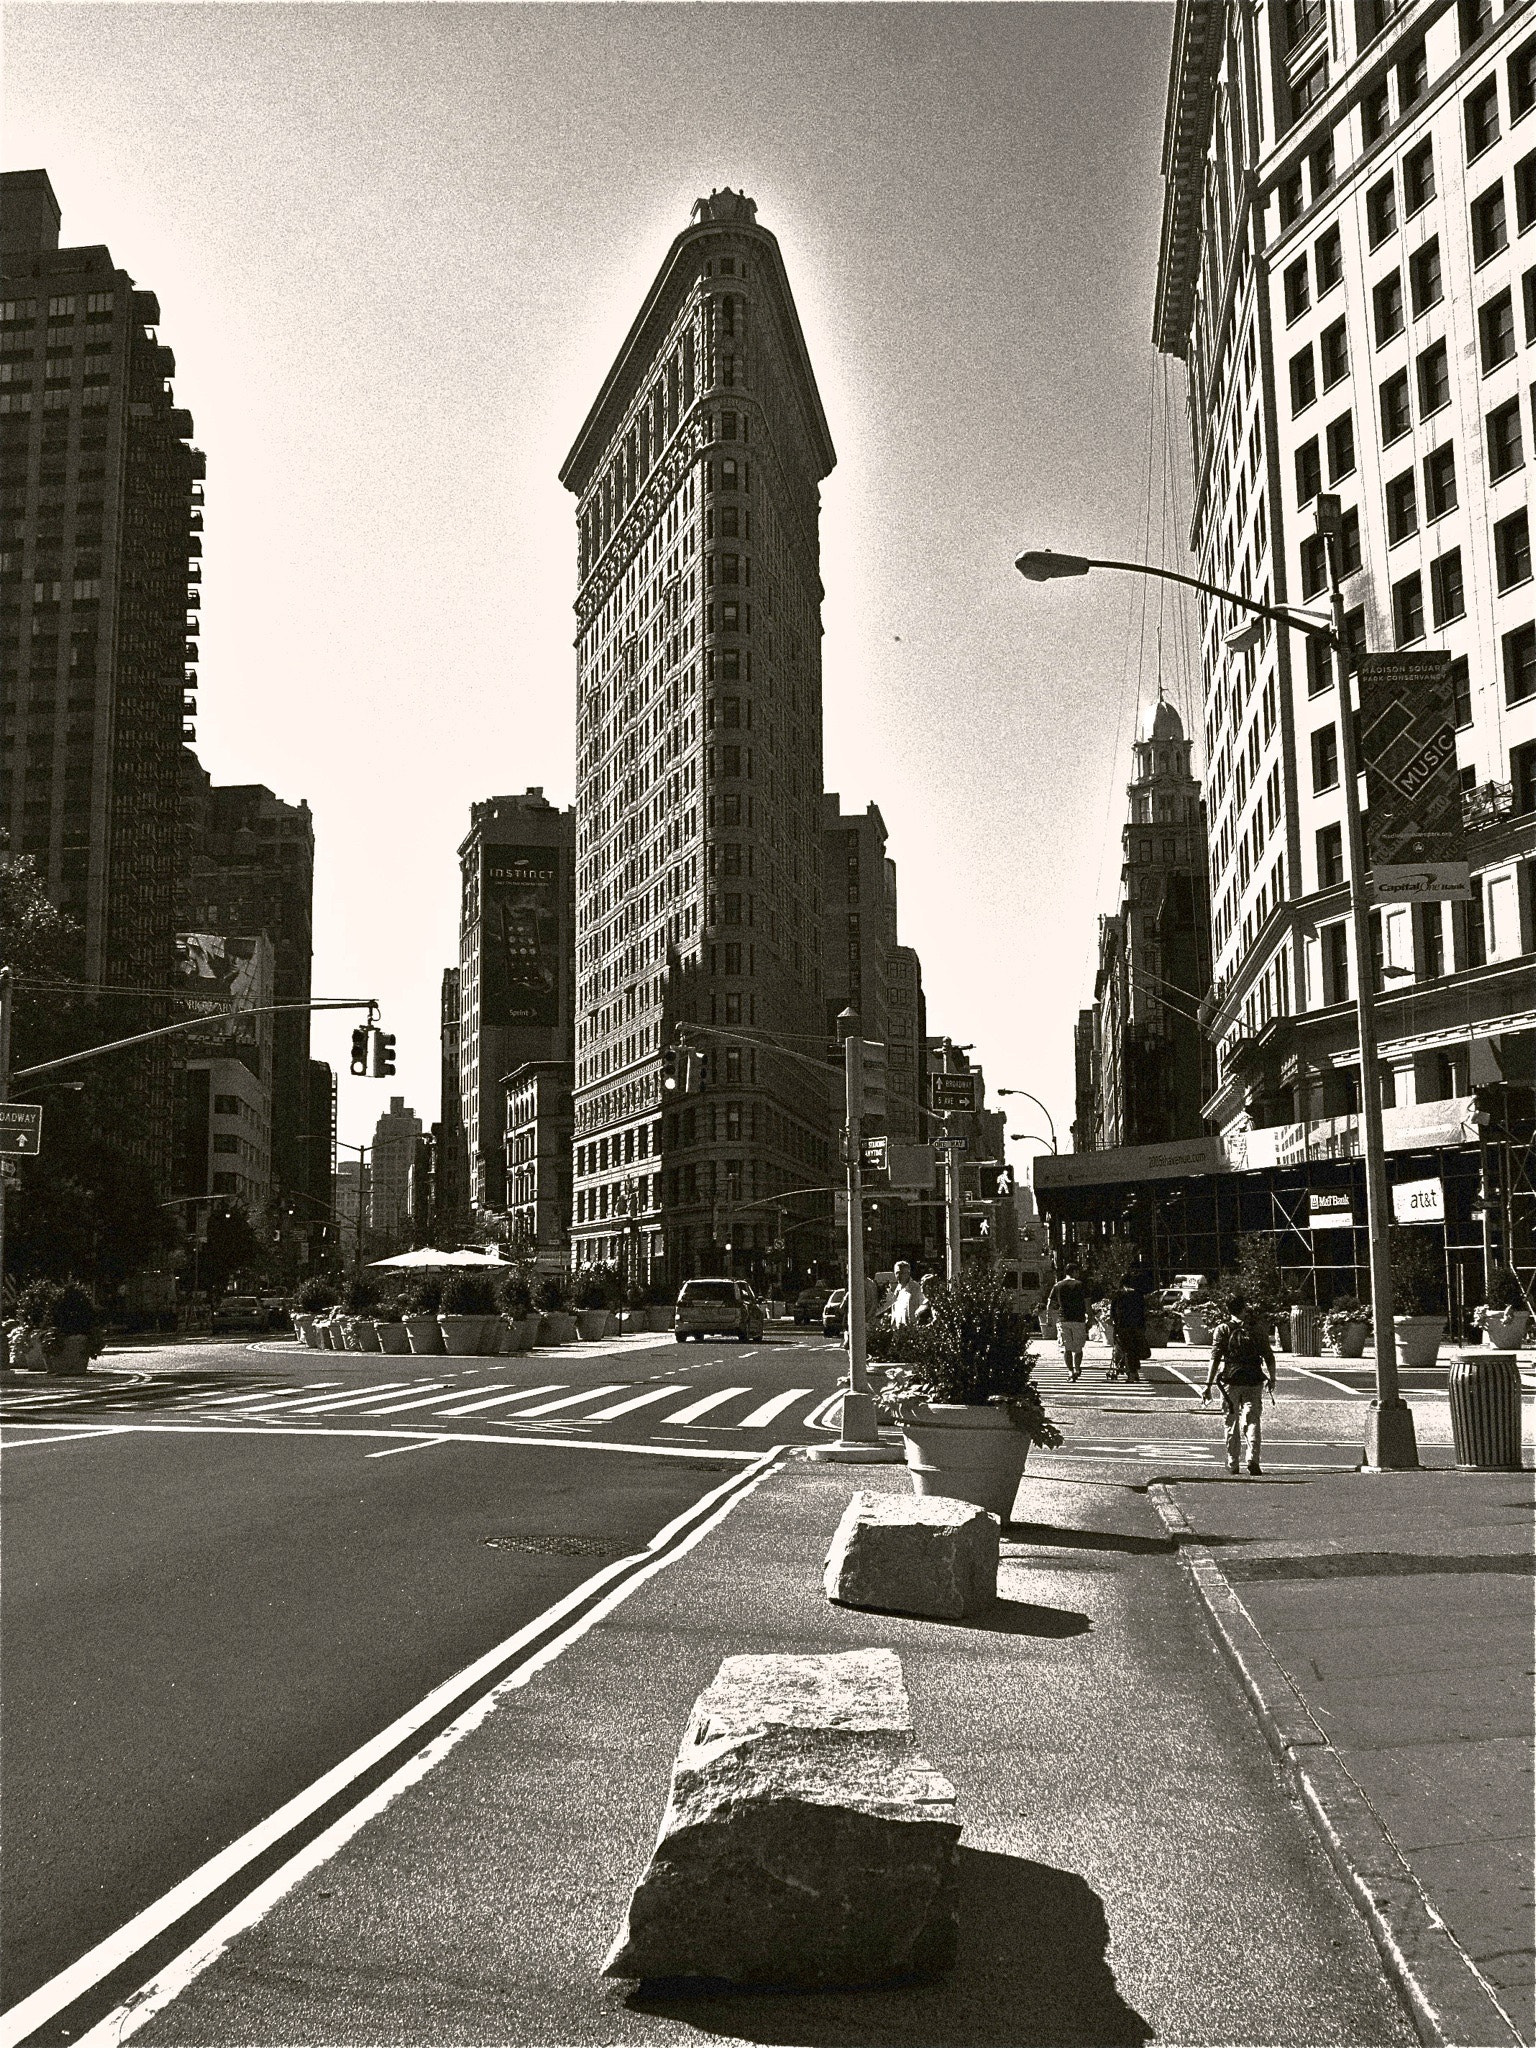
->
[0,1329,842,2040]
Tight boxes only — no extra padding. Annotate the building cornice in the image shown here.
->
[1153,0,1225,358]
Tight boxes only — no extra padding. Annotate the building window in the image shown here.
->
[1312,722,1340,790]
[1513,37,1536,120]
[1284,257,1311,322]
[1403,136,1435,212]
[1292,57,1329,122]
[1526,267,1536,343]
[1518,151,1536,234]
[1418,902,1446,979]
[1459,0,1493,47]
[1511,738,1536,815]
[1409,240,1442,315]
[1417,338,1450,415]
[1451,653,1473,726]
[1366,172,1397,247]
[1374,270,1404,343]
[1339,504,1362,575]
[1322,920,1351,1002]
[1285,0,1326,49]
[1380,367,1412,442]
[1317,821,1345,886]
[1279,167,1305,227]
[1393,571,1425,643]
[1471,182,1508,265]
[1326,411,1355,481]
[1505,621,1536,703]
[1296,436,1322,503]
[1362,79,1392,143]
[1320,317,1349,388]
[1488,397,1524,478]
[1306,631,1332,693]
[1480,289,1516,373]
[1290,346,1317,412]
[1430,548,1465,626]
[1300,533,1327,598]
[1424,443,1458,518]
[1465,77,1501,160]
[1496,507,1532,589]
[1315,224,1344,293]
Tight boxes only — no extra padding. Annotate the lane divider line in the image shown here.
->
[0,1426,133,1452]
[10,1448,786,2048]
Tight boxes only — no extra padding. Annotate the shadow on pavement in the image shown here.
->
[1003,1522,1174,1557]
[627,1846,1152,2046]
[956,1598,1092,1638]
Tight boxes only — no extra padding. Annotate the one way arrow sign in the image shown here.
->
[0,1103,43,1156]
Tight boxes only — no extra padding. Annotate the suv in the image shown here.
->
[674,1279,766,1343]
[212,1295,266,1334]
[793,1286,830,1325]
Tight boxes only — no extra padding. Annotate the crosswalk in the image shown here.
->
[0,1369,829,1438]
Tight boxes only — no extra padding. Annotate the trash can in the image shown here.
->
[1290,1304,1324,1357]
[1447,1350,1524,1470]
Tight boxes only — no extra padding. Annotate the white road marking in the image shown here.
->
[277,1381,453,1415]
[509,1383,625,1416]
[365,1436,450,1459]
[662,1385,752,1426]
[1282,1361,1370,1396]
[434,1383,566,1417]
[0,1417,760,1463]
[734,1387,814,1429]
[0,1425,132,1451]
[362,1385,504,1417]
[1158,1359,1207,1394]
[201,1382,363,1412]
[20,1450,785,2048]
[581,1383,691,1420]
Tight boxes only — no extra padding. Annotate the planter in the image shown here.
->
[438,1313,492,1356]
[1447,1349,1523,1469]
[375,1322,411,1356]
[542,1311,579,1346]
[576,1309,610,1341]
[899,1403,1032,1520]
[1478,1308,1529,1350]
[403,1313,445,1356]
[493,1316,530,1356]
[6,1328,49,1371]
[353,1317,383,1354]
[46,1333,94,1376]
[517,1313,544,1350]
[1394,1314,1446,1369]
[290,1312,315,1346]
[1330,1322,1370,1359]
[1181,1306,1215,1347]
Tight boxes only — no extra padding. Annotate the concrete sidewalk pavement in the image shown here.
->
[119,1455,1422,2048]
[1155,1470,1534,2048]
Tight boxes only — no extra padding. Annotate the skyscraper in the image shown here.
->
[1,170,204,1184]
[561,189,837,1285]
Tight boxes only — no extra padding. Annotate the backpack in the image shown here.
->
[1216,1322,1267,1386]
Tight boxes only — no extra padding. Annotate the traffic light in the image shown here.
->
[349,1026,369,1076]
[844,1038,888,1125]
[662,1044,703,1095]
[368,1029,396,1078]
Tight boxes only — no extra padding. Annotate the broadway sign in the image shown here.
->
[1356,651,1470,901]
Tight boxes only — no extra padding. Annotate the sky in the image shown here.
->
[4,1,1200,1160]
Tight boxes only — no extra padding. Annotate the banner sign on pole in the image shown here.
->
[1356,652,1470,901]
[1391,1175,1445,1225]
[1308,1190,1354,1230]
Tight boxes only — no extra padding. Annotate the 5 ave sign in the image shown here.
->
[0,1103,43,1156]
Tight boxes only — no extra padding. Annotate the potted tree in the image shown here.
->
[292,1277,337,1350]
[1390,1227,1447,1369]
[494,1269,534,1355]
[339,1273,383,1353]
[1179,1283,1218,1347]
[535,1272,578,1345]
[438,1270,498,1355]
[12,1279,105,1376]
[402,1273,446,1355]
[1474,1269,1530,1351]
[877,1270,1063,1519]
[1324,1297,1372,1358]
[372,1292,411,1356]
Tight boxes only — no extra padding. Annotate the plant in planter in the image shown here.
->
[1389,1226,1448,1367]
[340,1272,384,1352]
[401,1273,446,1355]
[1178,1282,1218,1346]
[1473,1268,1530,1349]
[12,1278,104,1375]
[290,1276,338,1349]
[439,1270,498,1354]
[1324,1297,1372,1358]
[878,1271,1062,1519]
[532,1272,568,1314]
[372,1293,411,1355]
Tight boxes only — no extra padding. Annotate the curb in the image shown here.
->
[1149,1484,1524,2048]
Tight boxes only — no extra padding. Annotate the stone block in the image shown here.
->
[823,1490,1000,1621]
[603,1648,960,1987]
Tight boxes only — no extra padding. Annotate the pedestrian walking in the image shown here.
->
[1106,1270,1149,1383]
[915,1273,940,1326]
[1202,1292,1277,1474]
[888,1260,921,1330]
[1045,1264,1088,1381]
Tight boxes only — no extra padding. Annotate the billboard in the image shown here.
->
[1356,652,1469,901]
[482,850,561,1028]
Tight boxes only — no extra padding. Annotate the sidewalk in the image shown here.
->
[124,1457,1425,2048]
[1155,1470,1534,2048]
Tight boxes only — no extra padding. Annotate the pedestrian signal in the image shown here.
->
[349,1026,369,1076]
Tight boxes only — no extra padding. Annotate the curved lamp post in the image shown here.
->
[998,1088,1058,1152]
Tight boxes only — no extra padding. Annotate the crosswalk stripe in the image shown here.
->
[662,1385,752,1426]
[734,1387,815,1429]
[434,1384,567,1418]
[205,1382,358,1413]
[188,1383,350,1408]
[363,1384,512,1417]
[278,1382,453,1415]
[507,1383,625,1417]
[581,1384,691,1421]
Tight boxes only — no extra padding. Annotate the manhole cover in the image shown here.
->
[482,1535,625,1556]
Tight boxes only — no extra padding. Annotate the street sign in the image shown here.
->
[1392,1175,1445,1225]
[0,1103,42,1156]
[930,1072,980,1113]
[859,1135,888,1174]
[933,1135,968,1153]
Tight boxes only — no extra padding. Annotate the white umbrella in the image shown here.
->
[369,1247,506,1269]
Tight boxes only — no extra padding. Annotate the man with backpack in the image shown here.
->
[1045,1264,1089,1382]
[1202,1293,1277,1474]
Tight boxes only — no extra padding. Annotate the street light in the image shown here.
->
[1017,538,1417,1471]
[998,1089,1058,1151]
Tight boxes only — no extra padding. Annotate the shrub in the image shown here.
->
[1219,1235,1295,1323]
[1389,1228,1445,1317]
[341,1272,382,1315]
[1082,1239,1137,1299]
[1323,1296,1371,1339]
[532,1272,568,1313]
[877,1271,1062,1446]
[13,1278,104,1360]
[1482,1267,1526,1314]
[373,1294,405,1325]
[296,1277,338,1313]
[441,1271,496,1316]
[497,1269,534,1319]
[864,1314,929,1365]
[403,1273,444,1316]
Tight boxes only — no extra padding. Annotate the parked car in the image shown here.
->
[211,1294,266,1334]
[673,1278,766,1343]
[821,1288,849,1337]
[793,1286,830,1325]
